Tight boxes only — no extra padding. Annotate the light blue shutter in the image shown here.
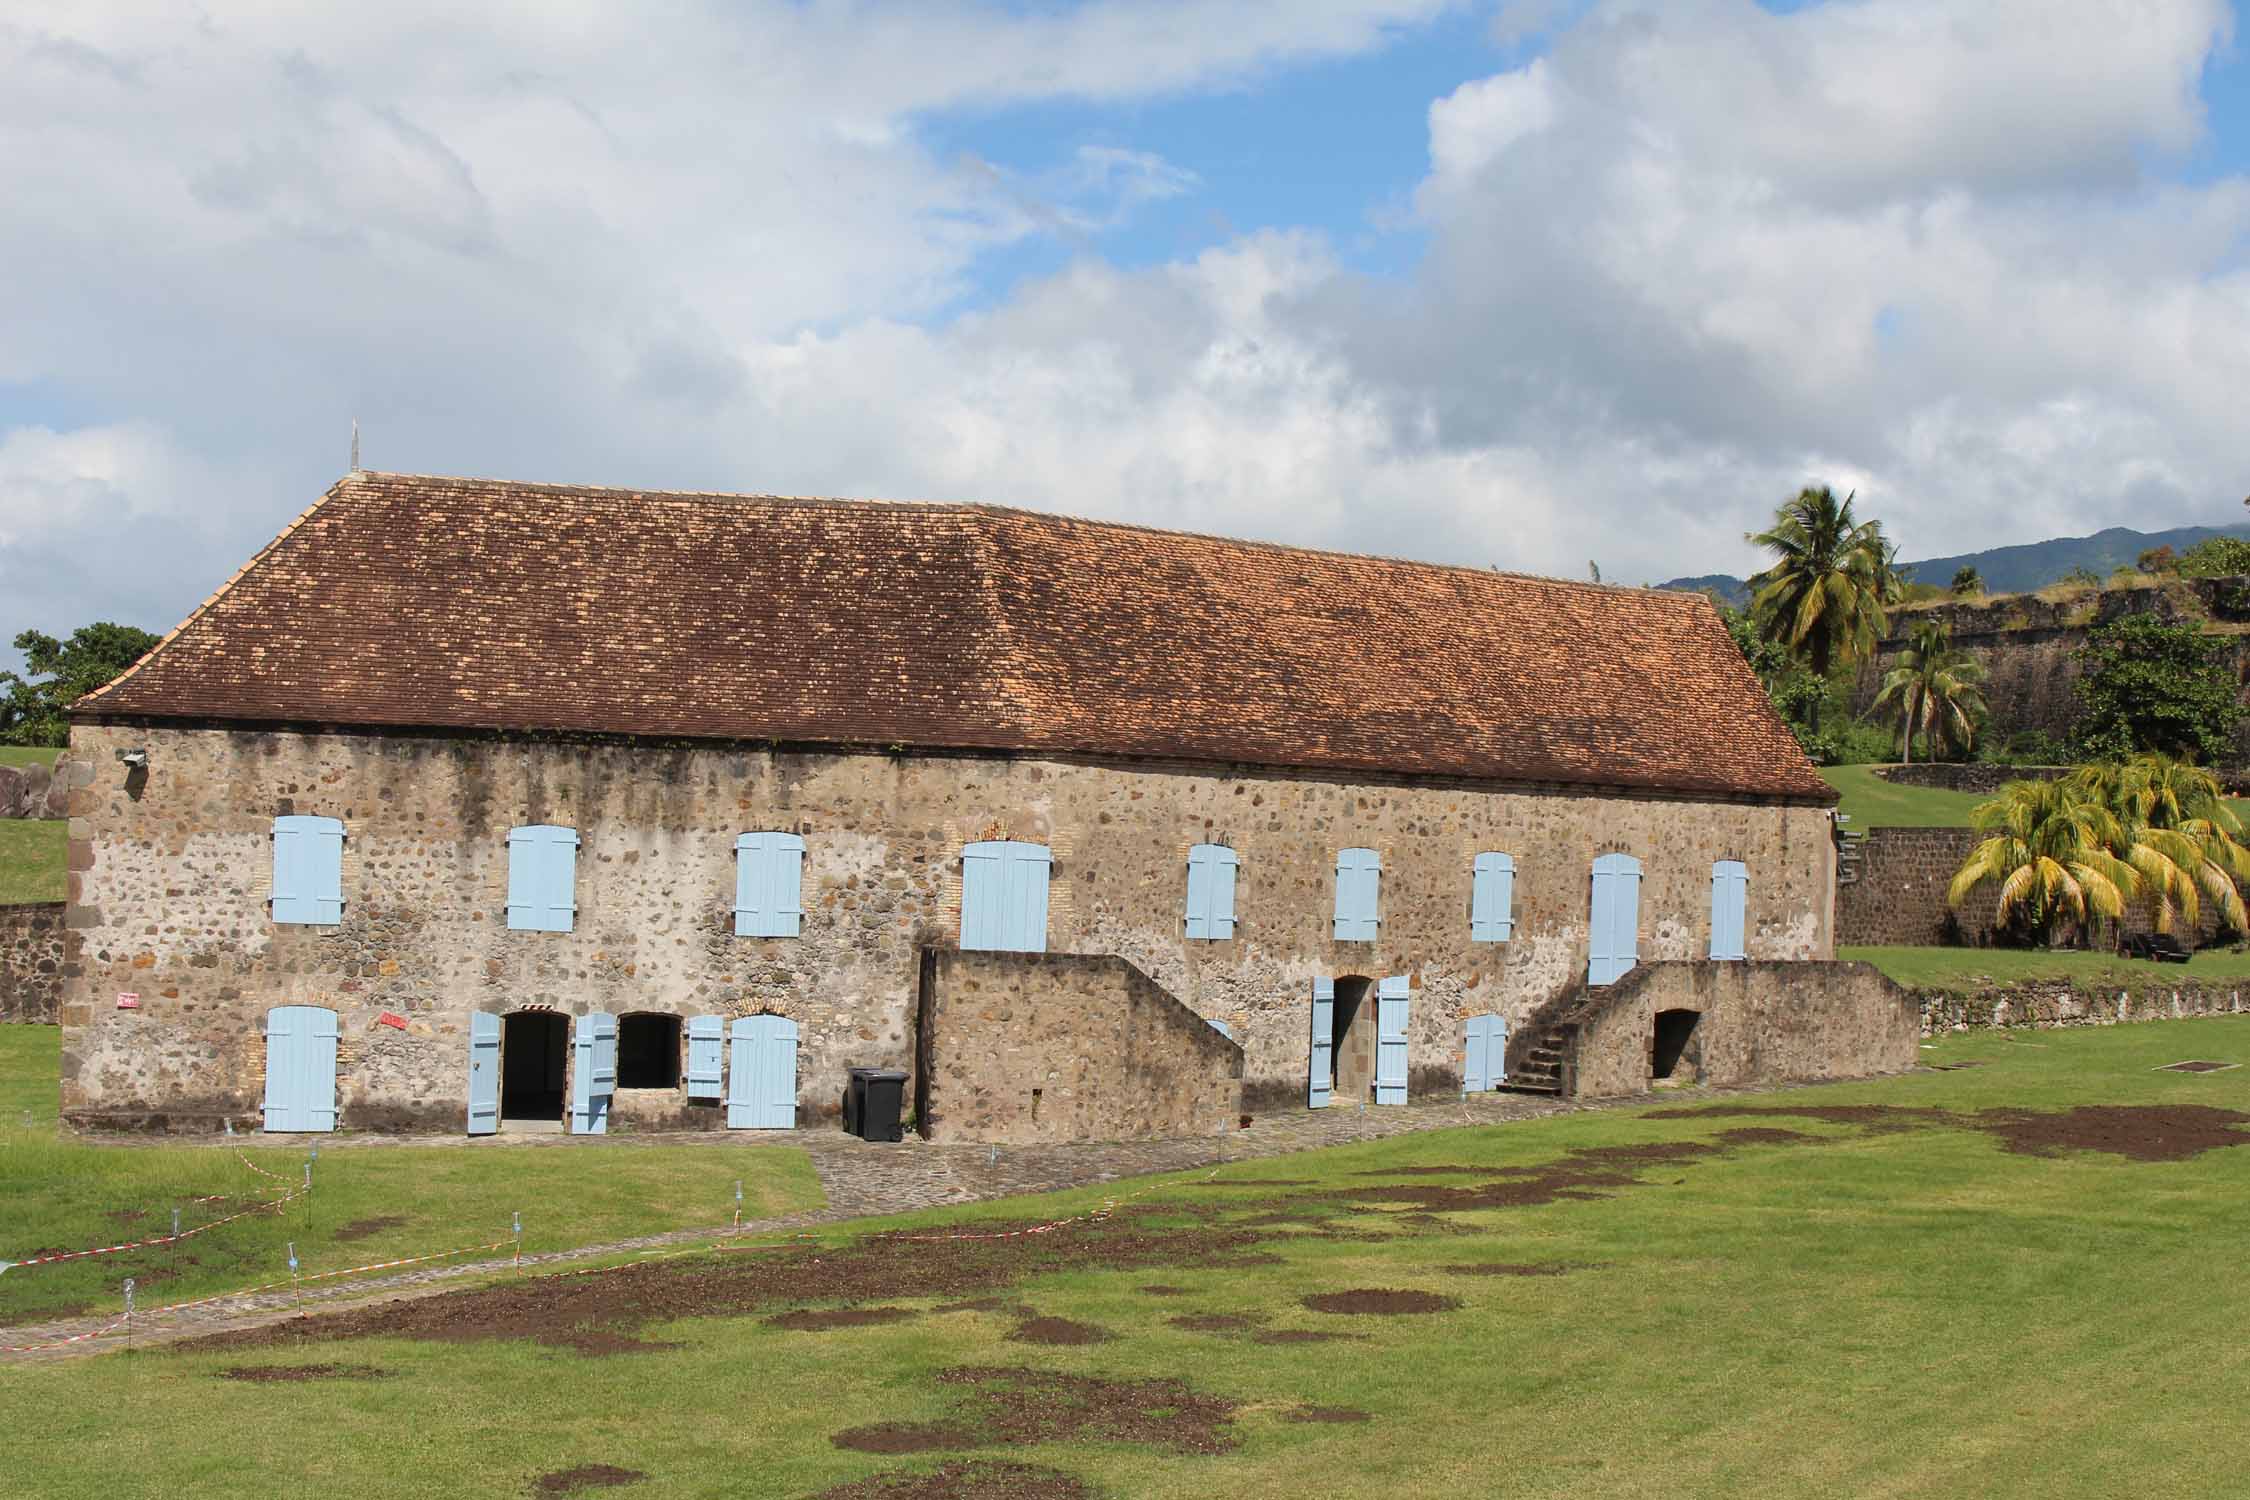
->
[735,833,806,938]
[1334,848,1381,941]
[271,815,344,926]
[1589,853,1642,986]
[961,842,1004,951]
[1375,976,1409,1105]
[1004,843,1051,953]
[685,1015,724,1100]
[1711,860,1748,961]
[1463,1013,1506,1092]
[1210,1020,1234,1041]
[1185,844,1239,941]
[1463,1014,1489,1094]
[570,1011,616,1134]
[1471,853,1516,942]
[467,1011,501,1135]
[1308,977,1334,1108]
[262,1005,338,1132]
[508,825,579,933]
[727,1015,798,1129]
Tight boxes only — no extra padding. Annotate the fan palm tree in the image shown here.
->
[2073,755,2250,937]
[1869,622,1988,762]
[1949,779,2139,947]
[1744,487,1896,730]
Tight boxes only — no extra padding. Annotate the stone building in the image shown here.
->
[56,471,1899,1139]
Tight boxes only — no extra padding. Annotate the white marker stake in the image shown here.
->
[123,1278,135,1351]
[288,1242,301,1313]
[513,1212,523,1270]
[733,1179,743,1230]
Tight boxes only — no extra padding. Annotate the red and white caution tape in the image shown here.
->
[1,1188,306,1275]
[0,1316,131,1355]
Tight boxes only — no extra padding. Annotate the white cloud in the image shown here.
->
[3,0,2249,669]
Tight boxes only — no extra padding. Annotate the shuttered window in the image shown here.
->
[270,815,345,926]
[1332,848,1381,942]
[506,825,580,932]
[734,832,807,938]
[1710,859,1749,961]
[1470,852,1516,942]
[1184,843,1239,940]
[961,840,1052,953]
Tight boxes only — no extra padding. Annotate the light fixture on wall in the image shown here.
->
[117,748,149,770]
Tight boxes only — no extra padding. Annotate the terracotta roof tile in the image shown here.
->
[79,472,1835,803]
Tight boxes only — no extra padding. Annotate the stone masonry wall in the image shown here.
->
[917,951,1242,1144]
[1918,979,2250,1034]
[59,722,1835,1131]
[0,755,72,820]
[1837,828,1994,947]
[1567,960,1919,1099]
[1,902,65,1023]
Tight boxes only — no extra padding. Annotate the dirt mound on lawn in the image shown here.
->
[1645,1103,2250,1163]
[812,1461,1092,1498]
[831,1366,1237,1458]
[534,1465,645,1494]
[1301,1289,1459,1316]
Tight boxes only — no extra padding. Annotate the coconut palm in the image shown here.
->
[1869,621,1987,763]
[1744,487,1896,730]
[2073,754,2250,937]
[1949,779,2139,946]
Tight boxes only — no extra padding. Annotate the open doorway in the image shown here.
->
[617,1013,682,1089]
[1652,1008,1702,1083]
[502,1010,568,1123]
[1331,975,1377,1102]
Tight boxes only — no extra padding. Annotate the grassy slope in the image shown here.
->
[6,1021,2250,1498]
[0,747,62,769]
[0,1027,825,1326]
[1844,944,2250,994]
[1818,763,1987,828]
[0,820,64,904]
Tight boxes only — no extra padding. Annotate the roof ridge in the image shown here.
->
[75,475,353,709]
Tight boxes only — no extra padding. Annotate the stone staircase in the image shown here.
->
[1501,981,1594,1098]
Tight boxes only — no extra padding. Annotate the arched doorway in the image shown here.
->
[502,1010,568,1124]
[1652,1008,1702,1083]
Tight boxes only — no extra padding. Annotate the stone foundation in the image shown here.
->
[916,950,1242,1144]
[1562,961,1919,1099]
[1919,980,2250,1034]
[1,902,65,1023]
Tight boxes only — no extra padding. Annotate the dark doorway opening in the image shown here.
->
[1652,1008,1702,1082]
[1333,976,1376,1102]
[617,1013,682,1089]
[502,1011,568,1121]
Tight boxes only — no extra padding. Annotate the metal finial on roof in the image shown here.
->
[350,419,360,473]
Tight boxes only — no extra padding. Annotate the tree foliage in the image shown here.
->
[2137,544,2178,574]
[1743,487,1896,730]
[2177,535,2250,579]
[2071,755,2250,937]
[1870,622,1987,763]
[1950,565,1983,596]
[1948,779,2135,946]
[0,623,160,747]
[2071,615,2244,765]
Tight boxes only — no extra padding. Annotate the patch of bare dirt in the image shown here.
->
[554,1331,683,1357]
[333,1217,409,1243]
[1646,1102,2250,1163]
[533,1465,646,1494]
[811,1460,1092,1499]
[1251,1329,1361,1345]
[833,1366,1236,1460]
[1005,1317,1113,1346]
[107,1209,147,1224]
[216,1363,392,1383]
[1301,1289,1460,1316]
[1287,1406,1370,1423]
[933,1297,1020,1314]
[768,1307,917,1332]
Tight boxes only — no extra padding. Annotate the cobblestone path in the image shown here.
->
[2,1085,1636,1362]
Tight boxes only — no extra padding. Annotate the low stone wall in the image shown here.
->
[1919,979,2250,1035]
[916,949,1243,1145]
[1872,764,2069,795]
[0,902,65,1023]
[0,755,71,820]
[1564,960,1918,1099]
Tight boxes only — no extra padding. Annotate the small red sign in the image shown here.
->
[115,993,140,1010]
[376,1011,408,1030]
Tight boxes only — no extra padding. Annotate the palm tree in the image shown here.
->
[1949,779,2139,947]
[1951,565,1983,596]
[2073,755,2250,937]
[1869,622,1988,763]
[1744,487,1895,730]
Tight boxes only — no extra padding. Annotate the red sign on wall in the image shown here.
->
[376,1011,408,1030]
[115,993,139,1010]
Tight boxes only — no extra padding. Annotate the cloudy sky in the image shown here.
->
[4,0,2248,665]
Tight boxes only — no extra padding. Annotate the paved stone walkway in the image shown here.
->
[1,1086,1617,1363]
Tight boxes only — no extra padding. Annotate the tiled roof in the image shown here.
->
[80,472,1835,802]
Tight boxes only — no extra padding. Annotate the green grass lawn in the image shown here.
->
[0,1027,825,1327]
[1819,762,1988,828]
[1845,943,2250,994]
[6,1020,2250,1497]
[0,820,65,905]
[0,746,62,769]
